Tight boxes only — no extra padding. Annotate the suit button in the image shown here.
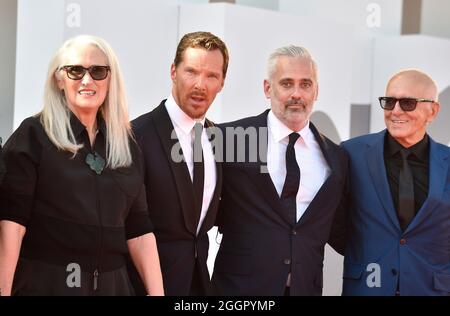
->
[292,229,297,235]
[284,259,291,265]
[391,269,398,276]
[400,238,407,245]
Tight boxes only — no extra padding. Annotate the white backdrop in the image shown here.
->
[14,0,179,127]
[278,0,403,104]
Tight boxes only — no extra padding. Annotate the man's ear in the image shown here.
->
[263,79,271,99]
[428,102,440,123]
[170,63,177,82]
[315,83,319,101]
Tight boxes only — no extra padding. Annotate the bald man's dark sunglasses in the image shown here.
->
[60,65,110,81]
[378,97,435,112]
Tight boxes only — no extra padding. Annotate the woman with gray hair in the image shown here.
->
[0,35,163,295]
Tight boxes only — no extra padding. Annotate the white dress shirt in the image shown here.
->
[165,95,217,234]
[266,110,330,222]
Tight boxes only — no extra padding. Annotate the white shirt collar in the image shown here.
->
[267,110,313,147]
[165,94,206,135]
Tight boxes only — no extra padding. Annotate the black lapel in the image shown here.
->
[294,123,342,227]
[198,119,223,235]
[152,102,197,235]
[240,111,290,228]
[365,130,399,230]
[404,137,449,233]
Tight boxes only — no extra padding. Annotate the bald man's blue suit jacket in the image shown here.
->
[339,130,450,296]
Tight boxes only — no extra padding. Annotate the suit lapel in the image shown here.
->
[152,102,197,235]
[404,137,449,233]
[198,119,223,235]
[247,161,291,227]
[241,111,290,227]
[365,130,400,230]
[295,123,341,227]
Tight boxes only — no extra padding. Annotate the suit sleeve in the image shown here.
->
[328,148,349,255]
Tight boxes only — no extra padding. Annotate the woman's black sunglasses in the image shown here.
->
[60,65,110,81]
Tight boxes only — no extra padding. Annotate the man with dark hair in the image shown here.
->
[130,31,228,295]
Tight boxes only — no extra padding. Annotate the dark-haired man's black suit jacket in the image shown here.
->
[130,100,222,296]
[0,139,5,182]
[211,110,347,296]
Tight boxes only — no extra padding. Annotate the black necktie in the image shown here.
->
[281,132,301,224]
[398,149,415,231]
[192,123,204,230]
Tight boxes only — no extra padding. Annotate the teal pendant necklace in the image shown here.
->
[85,151,106,175]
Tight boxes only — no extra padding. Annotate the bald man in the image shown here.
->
[333,69,450,296]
